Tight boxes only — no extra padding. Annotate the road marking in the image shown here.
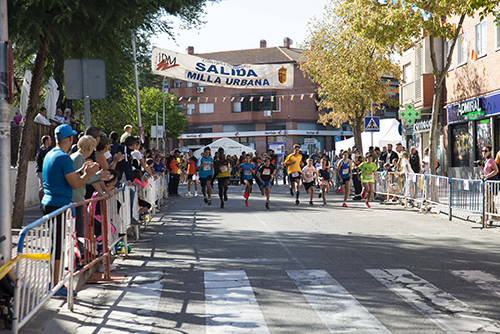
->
[205,270,270,334]
[168,258,289,264]
[451,270,500,298]
[367,269,500,333]
[287,270,391,333]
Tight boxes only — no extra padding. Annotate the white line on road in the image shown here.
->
[169,258,290,264]
[287,270,391,333]
[367,269,500,333]
[451,270,500,298]
[205,270,270,334]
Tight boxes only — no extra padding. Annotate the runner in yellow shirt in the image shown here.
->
[214,147,231,208]
[284,144,304,205]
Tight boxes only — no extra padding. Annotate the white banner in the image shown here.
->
[151,47,294,89]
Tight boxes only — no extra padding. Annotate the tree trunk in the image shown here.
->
[429,83,442,175]
[352,117,363,153]
[11,29,51,229]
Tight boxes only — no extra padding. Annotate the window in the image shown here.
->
[199,103,214,114]
[475,21,487,57]
[445,40,454,70]
[403,63,412,83]
[187,82,194,88]
[238,95,277,112]
[496,16,500,50]
[187,104,195,115]
[457,32,467,66]
[173,80,183,88]
[233,102,242,112]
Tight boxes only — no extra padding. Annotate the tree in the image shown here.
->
[9,0,217,229]
[300,1,399,152]
[339,0,499,174]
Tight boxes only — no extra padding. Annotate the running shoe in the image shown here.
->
[245,200,249,207]
[342,203,348,208]
[309,201,314,205]
[224,193,228,202]
[204,197,208,203]
[208,199,212,206]
[338,187,342,194]
[194,192,198,196]
[361,189,366,199]
[265,202,270,209]
[322,202,327,206]
[318,192,322,198]
[220,201,224,208]
[188,191,191,196]
[365,202,370,208]
[244,192,248,199]
[290,188,294,196]
[295,200,299,205]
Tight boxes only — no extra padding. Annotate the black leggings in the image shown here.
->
[218,177,229,200]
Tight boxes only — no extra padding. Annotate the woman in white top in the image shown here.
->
[400,152,414,202]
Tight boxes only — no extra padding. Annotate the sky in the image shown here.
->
[151,0,330,54]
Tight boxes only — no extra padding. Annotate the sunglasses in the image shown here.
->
[482,149,489,152]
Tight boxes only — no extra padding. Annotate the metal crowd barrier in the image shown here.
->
[12,184,143,333]
[374,173,498,228]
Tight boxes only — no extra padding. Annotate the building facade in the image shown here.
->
[400,12,500,176]
[167,39,352,156]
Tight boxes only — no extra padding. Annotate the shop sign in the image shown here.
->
[447,96,487,124]
[457,97,483,117]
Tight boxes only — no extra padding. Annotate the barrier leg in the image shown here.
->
[482,180,486,229]
[449,180,452,221]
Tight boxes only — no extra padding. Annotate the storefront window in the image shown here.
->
[297,136,326,155]
[233,137,255,150]
[451,123,471,167]
[476,119,492,160]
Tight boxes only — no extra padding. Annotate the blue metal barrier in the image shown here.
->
[449,178,484,222]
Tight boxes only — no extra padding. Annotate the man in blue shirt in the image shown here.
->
[196,147,214,205]
[41,124,99,297]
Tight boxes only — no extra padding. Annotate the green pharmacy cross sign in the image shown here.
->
[399,104,421,125]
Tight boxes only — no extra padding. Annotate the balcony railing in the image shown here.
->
[401,81,415,105]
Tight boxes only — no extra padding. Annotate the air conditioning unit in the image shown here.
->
[264,110,272,117]
[196,87,205,93]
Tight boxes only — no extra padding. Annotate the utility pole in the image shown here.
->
[0,0,11,261]
[132,33,141,131]
[162,76,166,153]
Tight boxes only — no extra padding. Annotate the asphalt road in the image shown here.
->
[27,182,500,334]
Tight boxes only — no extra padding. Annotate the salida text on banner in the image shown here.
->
[151,47,294,89]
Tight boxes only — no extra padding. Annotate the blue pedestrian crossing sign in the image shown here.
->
[334,136,341,142]
[364,116,380,132]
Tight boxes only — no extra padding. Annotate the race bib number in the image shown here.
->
[342,168,349,174]
[321,180,329,186]
[263,168,271,175]
[366,173,373,178]
[245,170,252,176]
[306,172,313,178]
[204,164,211,171]
[291,172,299,177]
[220,166,228,172]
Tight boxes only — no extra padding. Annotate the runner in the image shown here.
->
[336,151,352,207]
[196,147,214,206]
[214,147,231,208]
[240,154,256,207]
[317,158,332,206]
[186,151,198,196]
[358,154,377,208]
[256,156,276,209]
[284,144,304,205]
[302,158,317,205]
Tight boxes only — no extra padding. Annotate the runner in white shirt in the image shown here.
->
[301,158,317,205]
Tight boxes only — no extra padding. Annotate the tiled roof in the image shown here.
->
[196,47,305,65]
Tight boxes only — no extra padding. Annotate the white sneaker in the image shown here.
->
[188,191,191,196]
[194,192,198,196]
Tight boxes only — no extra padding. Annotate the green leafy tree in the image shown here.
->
[300,1,400,152]
[340,0,499,174]
[9,0,217,228]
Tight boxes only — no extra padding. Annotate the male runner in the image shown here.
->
[317,158,332,206]
[187,151,198,196]
[336,150,352,207]
[214,147,231,208]
[256,156,276,209]
[358,154,377,208]
[284,144,304,205]
[196,147,214,205]
[302,158,317,205]
[240,154,256,207]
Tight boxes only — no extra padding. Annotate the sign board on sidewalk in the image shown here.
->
[364,116,380,132]
[151,126,164,138]
[65,59,106,100]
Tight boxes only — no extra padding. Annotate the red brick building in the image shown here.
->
[167,39,351,156]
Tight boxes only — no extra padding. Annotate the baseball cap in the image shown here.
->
[55,124,77,139]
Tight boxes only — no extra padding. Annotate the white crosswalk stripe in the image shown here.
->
[367,269,500,333]
[204,270,270,334]
[451,270,500,298]
[287,270,391,333]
